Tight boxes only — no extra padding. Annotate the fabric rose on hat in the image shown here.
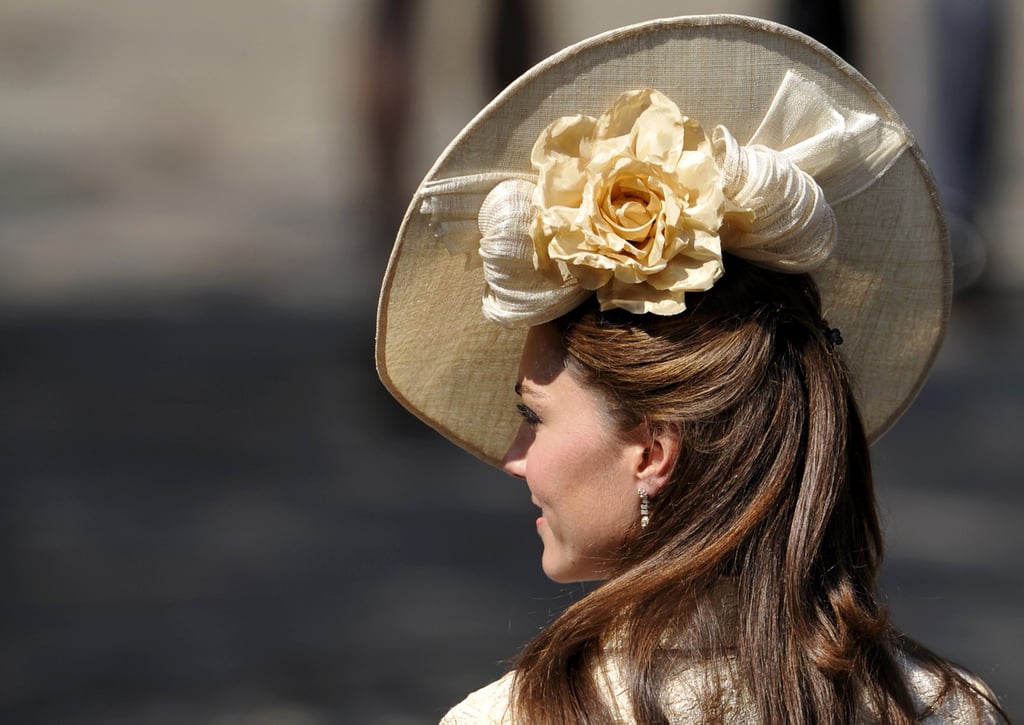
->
[529,89,725,315]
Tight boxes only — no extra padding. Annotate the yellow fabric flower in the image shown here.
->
[530,89,725,315]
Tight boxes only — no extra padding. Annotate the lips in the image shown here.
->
[530,496,546,527]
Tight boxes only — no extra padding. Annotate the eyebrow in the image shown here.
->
[514,381,539,397]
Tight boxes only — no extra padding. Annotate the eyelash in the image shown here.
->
[516,403,541,427]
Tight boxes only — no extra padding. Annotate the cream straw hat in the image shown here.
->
[376,14,950,467]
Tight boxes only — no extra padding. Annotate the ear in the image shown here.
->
[635,424,680,499]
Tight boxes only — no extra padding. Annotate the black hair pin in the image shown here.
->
[819,321,844,347]
[758,301,842,346]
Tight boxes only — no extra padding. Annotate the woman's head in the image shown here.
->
[507,257,879,595]
[505,256,900,723]
[502,322,679,583]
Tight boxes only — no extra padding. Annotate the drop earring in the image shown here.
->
[638,488,650,529]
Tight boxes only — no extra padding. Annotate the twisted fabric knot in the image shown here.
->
[713,126,836,272]
[478,179,590,325]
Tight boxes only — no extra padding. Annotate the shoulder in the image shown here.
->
[439,672,515,725]
[900,656,1004,724]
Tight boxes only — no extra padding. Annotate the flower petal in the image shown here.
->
[632,90,687,165]
[598,278,688,315]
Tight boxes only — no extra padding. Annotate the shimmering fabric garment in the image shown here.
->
[440,654,1001,724]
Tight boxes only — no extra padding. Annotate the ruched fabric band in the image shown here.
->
[710,71,908,272]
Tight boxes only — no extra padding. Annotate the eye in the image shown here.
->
[516,402,542,428]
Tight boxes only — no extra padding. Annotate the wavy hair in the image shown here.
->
[509,257,1002,723]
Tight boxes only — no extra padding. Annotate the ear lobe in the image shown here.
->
[637,425,680,497]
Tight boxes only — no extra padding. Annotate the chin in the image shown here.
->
[542,557,603,584]
[544,569,577,584]
[541,554,577,583]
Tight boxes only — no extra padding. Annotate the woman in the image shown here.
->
[376,15,1006,723]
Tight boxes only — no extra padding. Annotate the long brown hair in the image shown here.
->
[510,257,1001,723]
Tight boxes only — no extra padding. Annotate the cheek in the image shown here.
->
[590,477,639,534]
[547,445,635,523]
[524,414,639,525]
[531,436,595,493]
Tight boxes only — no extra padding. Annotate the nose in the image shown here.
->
[501,422,529,479]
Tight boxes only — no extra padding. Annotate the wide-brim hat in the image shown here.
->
[376,14,949,467]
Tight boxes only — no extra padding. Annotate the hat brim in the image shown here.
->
[376,14,950,467]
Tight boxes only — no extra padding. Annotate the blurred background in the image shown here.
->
[1,1,1020,722]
